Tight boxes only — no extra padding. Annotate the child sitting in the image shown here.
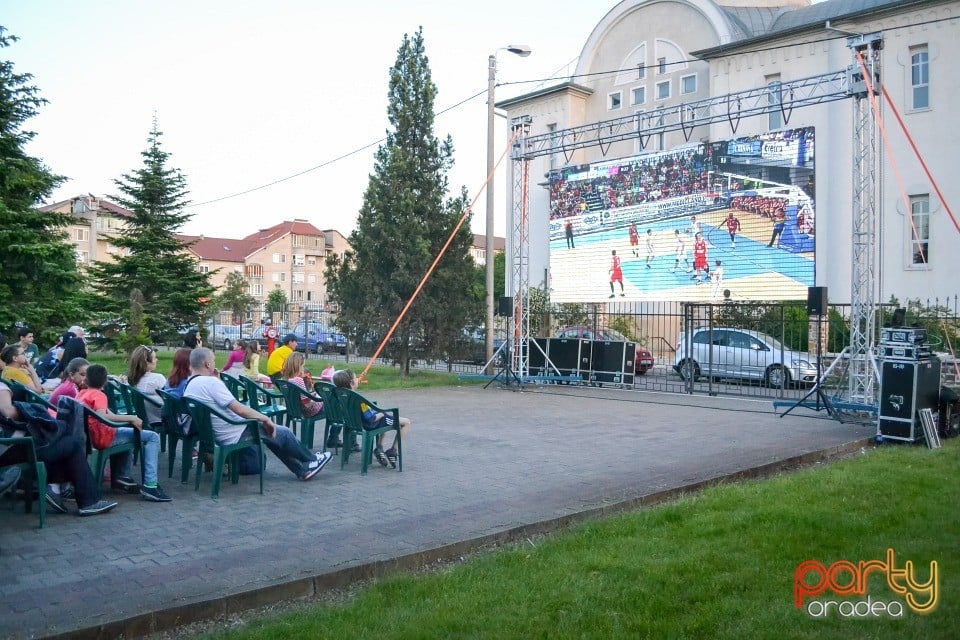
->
[76,364,171,502]
[332,368,410,469]
[281,352,322,418]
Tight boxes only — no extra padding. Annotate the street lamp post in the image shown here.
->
[486,44,530,373]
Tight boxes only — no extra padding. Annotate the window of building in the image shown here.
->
[272,253,285,264]
[292,289,304,301]
[631,87,646,105]
[292,272,305,284]
[293,254,305,266]
[307,256,316,266]
[280,272,286,282]
[75,248,89,263]
[658,57,666,74]
[74,228,88,242]
[637,64,646,80]
[910,195,930,266]
[656,80,670,101]
[680,74,697,95]
[272,273,279,283]
[608,91,622,110]
[198,264,210,274]
[911,46,929,109]
[308,273,317,284]
[249,283,263,297]
[766,75,782,130]
[292,235,304,247]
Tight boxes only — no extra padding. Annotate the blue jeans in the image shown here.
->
[261,425,315,479]
[111,427,161,485]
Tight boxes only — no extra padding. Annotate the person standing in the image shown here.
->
[672,229,690,273]
[724,211,741,248]
[628,223,640,257]
[565,219,575,249]
[645,229,655,269]
[17,328,40,366]
[711,260,725,299]
[691,232,709,283]
[608,250,625,298]
[768,210,785,248]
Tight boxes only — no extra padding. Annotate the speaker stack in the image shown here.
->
[526,338,635,387]
[878,326,940,443]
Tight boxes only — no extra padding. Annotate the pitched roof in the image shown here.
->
[472,233,506,252]
[176,235,252,263]
[241,219,325,247]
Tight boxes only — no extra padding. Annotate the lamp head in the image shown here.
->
[506,44,532,57]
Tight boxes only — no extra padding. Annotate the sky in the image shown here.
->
[2,0,618,239]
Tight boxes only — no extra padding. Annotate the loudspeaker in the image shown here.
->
[878,359,941,442]
[497,296,513,317]
[806,286,828,316]
[891,307,906,328]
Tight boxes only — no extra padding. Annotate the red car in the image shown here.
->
[554,326,655,374]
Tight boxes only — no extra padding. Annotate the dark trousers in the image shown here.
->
[0,435,100,508]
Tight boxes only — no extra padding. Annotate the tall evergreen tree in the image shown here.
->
[0,28,82,339]
[325,28,478,374]
[86,118,213,344]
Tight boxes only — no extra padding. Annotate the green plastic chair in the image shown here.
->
[104,378,133,415]
[333,387,402,475]
[183,397,265,499]
[0,436,47,529]
[274,379,324,450]
[8,380,56,412]
[315,381,345,454]
[73,397,142,488]
[156,388,198,483]
[238,375,287,425]
[124,384,166,453]
[220,372,247,403]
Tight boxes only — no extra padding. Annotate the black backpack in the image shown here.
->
[34,347,61,382]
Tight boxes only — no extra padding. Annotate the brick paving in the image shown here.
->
[0,385,873,639]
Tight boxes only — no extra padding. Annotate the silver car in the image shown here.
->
[674,327,817,388]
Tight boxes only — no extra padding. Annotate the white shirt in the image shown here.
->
[184,375,248,445]
[135,371,167,425]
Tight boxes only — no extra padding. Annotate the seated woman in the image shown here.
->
[127,346,166,426]
[280,351,322,418]
[242,341,273,387]
[49,357,90,407]
[164,348,193,397]
[0,344,43,393]
[222,340,247,378]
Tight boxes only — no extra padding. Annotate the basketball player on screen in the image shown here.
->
[691,232,709,283]
[645,229,655,269]
[672,229,690,273]
[628,223,640,257]
[609,250,625,298]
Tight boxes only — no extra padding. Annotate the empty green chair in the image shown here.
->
[238,375,287,425]
[0,436,47,529]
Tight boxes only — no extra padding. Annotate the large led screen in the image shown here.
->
[548,127,815,302]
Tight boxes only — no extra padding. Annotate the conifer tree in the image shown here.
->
[87,118,213,343]
[0,28,82,338]
[325,28,479,374]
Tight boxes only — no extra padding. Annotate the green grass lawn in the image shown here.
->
[203,440,958,640]
[89,349,473,390]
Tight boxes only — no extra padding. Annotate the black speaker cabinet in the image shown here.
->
[806,286,828,316]
[497,296,513,317]
[878,359,941,442]
[546,338,589,380]
[526,338,548,375]
[588,340,635,387]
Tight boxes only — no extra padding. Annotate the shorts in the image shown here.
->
[365,414,395,431]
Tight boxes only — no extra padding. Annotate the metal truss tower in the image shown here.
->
[507,44,883,391]
[846,33,884,406]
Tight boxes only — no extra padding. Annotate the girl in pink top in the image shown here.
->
[49,357,90,406]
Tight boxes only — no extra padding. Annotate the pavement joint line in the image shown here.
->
[42,436,874,640]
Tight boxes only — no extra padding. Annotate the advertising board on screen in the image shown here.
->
[548,127,815,302]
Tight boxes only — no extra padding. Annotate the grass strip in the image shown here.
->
[204,439,958,639]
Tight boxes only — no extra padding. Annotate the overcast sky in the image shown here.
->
[3,0,621,239]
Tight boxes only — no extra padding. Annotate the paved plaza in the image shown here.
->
[0,385,874,639]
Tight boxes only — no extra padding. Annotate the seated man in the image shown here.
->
[266,334,298,380]
[184,348,331,480]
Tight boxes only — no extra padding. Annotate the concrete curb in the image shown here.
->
[43,436,874,640]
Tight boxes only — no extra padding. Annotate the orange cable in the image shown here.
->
[358,128,523,382]
[881,85,960,236]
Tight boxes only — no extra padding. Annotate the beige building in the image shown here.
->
[38,194,133,265]
[470,233,506,266]
[500,0,958,304]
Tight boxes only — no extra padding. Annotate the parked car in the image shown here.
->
[673,327,817,388]
[554,326,654,374]
[291,320,351,355]
[454,328,507,365]
[205,322,252,351]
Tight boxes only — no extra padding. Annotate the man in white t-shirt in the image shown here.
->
[183,348,331,481]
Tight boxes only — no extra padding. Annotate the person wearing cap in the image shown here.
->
[266,333,298,380]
